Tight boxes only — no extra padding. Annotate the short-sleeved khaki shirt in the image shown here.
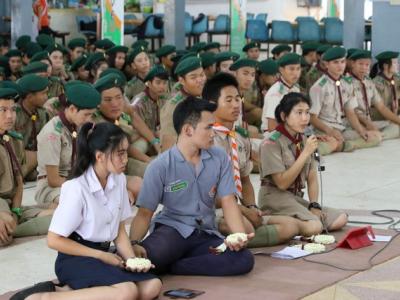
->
[373,74,400,115]
[132,91,167,133]
[309,74,358,131]
[160,90,187,142]
[125,77,146,102]
[305,64,324,93]
[243,80,260,108]
[351,75,382,118]
[48,77,64,99]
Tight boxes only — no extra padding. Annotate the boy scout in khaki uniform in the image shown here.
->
[35,83,101,208]
[160,56,206,151]
[299,42,319,91]
[243,41,261,61]
[305,44,330,93]
[6,49,23,81]
[125,46,151,102]
[372,51,400,120]
[14,74,49,180]
[0,88,52,246]
[200,52,217,80]
[349,50,400,140]
[271,44,291,60]
[309,47,381,153]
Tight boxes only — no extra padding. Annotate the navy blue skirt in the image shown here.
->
[55,233,157,290]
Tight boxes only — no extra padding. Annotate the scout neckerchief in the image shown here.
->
[380,72,398,112]
[278,77,294,90]
[58,111,77,169]
[275,123,303,194]
[20,100,39,151]
[100,111,121,126]
[326,73,345,119]
[351,72,371,118]
[144,87,160,127]
[212,122,242,199]
[0,132,24,180]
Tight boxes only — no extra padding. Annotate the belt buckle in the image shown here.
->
[100,241,110,250]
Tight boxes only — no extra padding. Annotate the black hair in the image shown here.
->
[107,52,126,70]
[71,122,128,178]
[370,59,392,79]
[202,72,239,103]
[89,60,108,81]
[151,72,169,82]
[275,92,311,123]
[173,96,217,135]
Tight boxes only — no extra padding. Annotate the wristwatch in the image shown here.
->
[246,204,259,210]
[308,202,322,210]
[131,240,141,246]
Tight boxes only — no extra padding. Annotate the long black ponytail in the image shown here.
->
[370,59,392,79]
[71,122,128,179]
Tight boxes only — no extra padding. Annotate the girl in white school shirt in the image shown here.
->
[15,122,161,300]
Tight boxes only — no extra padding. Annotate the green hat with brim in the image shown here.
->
[301,41,320,54]
[215,51,240,63]
[67,38,86,50]
[16,35,31,52]
[346,48,360,59]
[30,51,50,63]
[190,42,207,53]
[99,68,127,86]
[277,53,302,67]
[18,74,49,95]
[316,44,331,55]
[242,41,261,52]
[200,52,216,69]
[84,52,107,70]
[229,58,258,71]
[25,42,43,59]
[22,62,48,75]
[0,81,23,96]
[259,59,278,75]
[155,45,176,58]
[127,46,147,64]
[5,49,22,58]
[375,51,399,61]
[45,43,68,55]
[70,54,88,72]
[175,57,202,76]
[144,65,169,82]
[94,38,115,50]
[349,50,372,61]
[65,84,101,109]
[106,45,129,56]
[94,73,125,93]
[272,44,292,55]
[131,40,149,50]
[0,88,19,100]
[322,47,346,62]
[203,42,221,52]
[64,80,91,89]
[36,34,54,49]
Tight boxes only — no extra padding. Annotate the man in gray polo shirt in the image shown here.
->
[130,97,254,276]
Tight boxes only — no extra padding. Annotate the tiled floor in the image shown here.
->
[1,139,400,295]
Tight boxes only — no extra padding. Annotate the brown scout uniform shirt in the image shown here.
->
[372,74,400,119]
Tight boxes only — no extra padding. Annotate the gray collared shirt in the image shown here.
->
[137,145,236,239]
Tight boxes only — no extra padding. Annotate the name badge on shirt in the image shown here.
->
[164,180,188,192]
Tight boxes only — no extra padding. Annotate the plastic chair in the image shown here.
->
[246,19,270,53]
[208,14,230,46]
[255,13,268,23]
[247,13,255,20]
[143,14,163,51]
[323,17,343,45]
[124,14,138,37]
[296,17,320,42]
[270,20,297,53]
[76,16,97,39]
[191,13,208,44]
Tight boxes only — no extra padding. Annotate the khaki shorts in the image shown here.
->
[35,178,60,208]
[0,197,42,224]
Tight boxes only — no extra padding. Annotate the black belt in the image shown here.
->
[69,232,111,252]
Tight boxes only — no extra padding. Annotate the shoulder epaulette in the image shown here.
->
[343,76,353,84]
[52,100,60,110]
[235,126,249,138]
[16,106,22,113]
[121,112,132,125]
[269,131,281,141]
[49,76,61,83]
[7,130,23,140]
[93,110,101,118]
[54,120,63,134]
[171,92,184,104]
[279,82,285,94]
[319,77,327,87]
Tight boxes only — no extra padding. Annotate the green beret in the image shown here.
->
[25,42,43,59]
[155,45,176,58]
[18,74,49,95]
[349,50,371,61]
[346,48,360,59]
[375,51,399,61]
[144,65,168,82]
[277,53,301,67]
[65,84,101,109]
[0,88,19,100]
[94,73,125,93]
[190,42,207,53]
[15,35,31,52]
[200,52,216,68]
[179,52,197,63]
[70,54,88,72]
[67,38,86,50]
[301,42,320,54]
[106,45,128,56]
[229,58,258,71]
[272,44,292,55]
[64,80,91,89]
[215,51,240,63]
[316,44,331,55]
[175,57,202,76]
[171,50,190,63]
[22,62,48,75]
[30,51,50,62]
[127,46,147,64]
[36,34,54,49]
[84,52,107,70]
[5,49,22,58]
[242,41,261,52]
[45,43,68,55]
[131,40,149,50]
[322,47,346,62]
[258,59,278,75]
[0,81,23,95]
[94,38,115,50]
[99,68,127,86]
[203,42,221,51]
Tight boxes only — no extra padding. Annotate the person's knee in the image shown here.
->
[300,220,323,237]
[115,282,138,300]
[276,217,299,241]
[138,279,162,300]
[328,213,348,231]
[227,249,254,275]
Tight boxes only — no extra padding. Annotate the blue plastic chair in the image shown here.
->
[191,14,208,44]
[143,14,163,51]
[76,16,97,39]
[246,19,269,52]
[208,14,230,46]
[296,17,320,42]
[124,14,138,36]
[247,13,255,20]
[323,17,343,45]
[255,13,268,23]
[270,20,297,54]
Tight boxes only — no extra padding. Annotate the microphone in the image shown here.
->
[304,126,320,162]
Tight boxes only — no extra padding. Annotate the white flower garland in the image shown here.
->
[226,233,248,244]
[312,234,335,245]
[126,257,152,269]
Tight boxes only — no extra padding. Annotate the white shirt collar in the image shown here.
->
[86,165,116,194]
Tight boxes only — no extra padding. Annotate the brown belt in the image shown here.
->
[37,175,47,180]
